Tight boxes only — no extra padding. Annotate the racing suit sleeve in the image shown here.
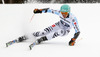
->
[34,8,60,15]
[72,16,80,39]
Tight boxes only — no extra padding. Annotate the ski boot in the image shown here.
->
[29,36,48,50]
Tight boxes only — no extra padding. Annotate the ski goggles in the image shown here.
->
[61,12,68,15]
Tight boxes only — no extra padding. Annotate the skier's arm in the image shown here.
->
[72,17,80,39]
[33,8,60,15]
[69,16,80,46]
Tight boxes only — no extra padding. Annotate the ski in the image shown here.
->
[6,39,18,47]
[6,35,27,47]
[29,42,36,50]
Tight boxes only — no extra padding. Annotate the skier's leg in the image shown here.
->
[33,26,53,37]
[29,29,70,50]
[33,21,64,43]
[29,23,60,49]
[33,21,61,37]
[36,28,70,44]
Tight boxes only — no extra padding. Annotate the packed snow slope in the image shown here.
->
[0,4,100,57]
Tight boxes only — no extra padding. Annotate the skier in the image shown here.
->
[6,4,80,50]
[32,4,80,47]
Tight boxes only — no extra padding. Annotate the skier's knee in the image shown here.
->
[33,32,40,37]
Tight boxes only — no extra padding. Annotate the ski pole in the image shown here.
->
[30,14,35,23]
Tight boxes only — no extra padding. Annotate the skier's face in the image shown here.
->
[61,12,68,18]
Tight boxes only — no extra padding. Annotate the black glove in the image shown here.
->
[69,38,76,46]
[33,8,49,14]
[33,9,42,14]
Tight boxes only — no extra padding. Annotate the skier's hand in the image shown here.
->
[69,38,76,46]
[33,9,42,14]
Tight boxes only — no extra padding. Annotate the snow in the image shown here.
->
[0,4,100,57]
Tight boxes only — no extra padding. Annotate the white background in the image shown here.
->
[0,4,100,57]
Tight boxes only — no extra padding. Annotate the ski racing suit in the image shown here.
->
[33,8,80,45]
